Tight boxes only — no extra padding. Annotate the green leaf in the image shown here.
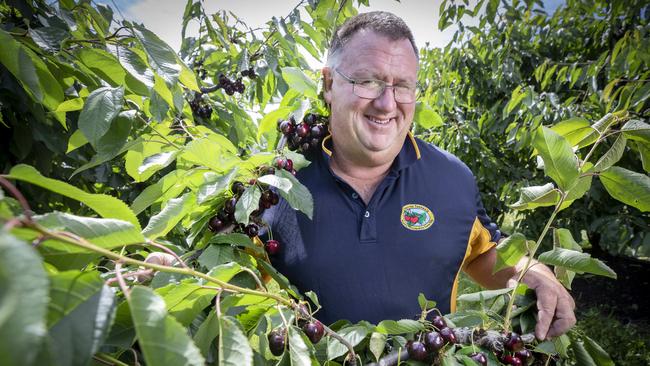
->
[235,185,262,226]
[138,151,178,176]
[591,135,627,172]
[47,271,117,366]
[258,174,293,193]
[417,292,436,311]
[414,102,443,129]
[327,325,370,360]
[209,233,263,255]
[571,340,597,366]
[8,164,140,228]
[197,169,238,204]
[621,119,650,144]
[509,183,560,210]
[582,334,615,366]
[0,232,49,366]
[142,192,195,239]
[0,29,63,111]
[78,86,125,148]
[133,25,181,86]
[156,283,215,326]
[287,326,313,365]
[130,169,185,215]
[538,248,617,278]
[634,141,650,173]
[560,175,593,210]
[198,245,237,270]
[76,48,127,88]
[35,212,144,250]
[553,228,581,251]
[369,332,387,362]
[506,85,527,114]
[182,137,239,173]
[276,169,314,219]
[193,310,219,357]
[533,127,580,191]
[599,166,650,212]
[116,47,155,89]
[576,113,616,148]
[257,107,292,142]
[205,262,245,284]
[375,319,424,334]
[218,315,254,366]
[494,233,527,273]
[129,286,205,366]
[281,67,317,99]
[550,117,593,148]
[457,288,513,302]
[66,129,89,153]
[257,260,301,298]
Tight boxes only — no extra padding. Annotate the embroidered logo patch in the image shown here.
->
[401,204,434,231]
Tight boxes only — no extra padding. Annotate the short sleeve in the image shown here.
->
[462,185,501,268]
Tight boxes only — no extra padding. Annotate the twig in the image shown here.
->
[114,261,131,299]
[240,266,266,290]
[0,176,33,219]
[105,269,153,285]
[215,290,222,317]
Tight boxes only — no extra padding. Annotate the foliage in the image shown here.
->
[418,0,650,257]
[0,0,646,365]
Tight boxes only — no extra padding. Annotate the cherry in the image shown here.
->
[501,355,523,366]
[208,216,226,233]
[273,157,287,169]
[279,120,294,135]
[303,113,317,125]
[267,329,286,356]
[265,239,280,256]
[439,327,456,345]
[224,197,237,214]
[302,320,325,344]
[310,124,325,138]
[469,352,487,366]
[285,159,293,171]
[431,315,447,330]
[244,223,259,237]
[231,181,245,195]
[423,331,444,353]
[505,332,524,351]
[296,122,310,138]
[514,349,532,364]
[406,341,428,361]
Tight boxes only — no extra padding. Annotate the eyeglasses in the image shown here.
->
[334,68,418,104]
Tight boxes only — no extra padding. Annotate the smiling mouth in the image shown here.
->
[365,115,393,125]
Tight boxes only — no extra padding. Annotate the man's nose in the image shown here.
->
[372,86,397,111]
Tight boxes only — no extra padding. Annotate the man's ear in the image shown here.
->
[322,67,333,104]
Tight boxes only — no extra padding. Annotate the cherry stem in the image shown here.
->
[0,176,33,220]
[215,291,222,318]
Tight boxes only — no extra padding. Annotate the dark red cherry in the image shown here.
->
[231,181,245,195]
[505,332,524,351]
[267,329,286,356]
[278,120,294,135]
[285,159,293,171]
[439,327,456,344]
[224,197,237,214]
[469,352,487,366]
[501,355,523,366]
[296,122,310,138]
[514,349,532,364]
[431,315,446,330]
[265,239,280,256]
[423,331,444,353]
[406,341,428,361]
[244,224,259,237]
[302,320,324,344]
[208,216,226,233]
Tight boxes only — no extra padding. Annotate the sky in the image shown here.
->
[109,0,566,62]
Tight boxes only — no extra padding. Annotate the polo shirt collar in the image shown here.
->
[320,131,421,172]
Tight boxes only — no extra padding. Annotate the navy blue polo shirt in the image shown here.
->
[263,133,500,325]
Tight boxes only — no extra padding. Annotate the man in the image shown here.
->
[262,11,575,340]
[148,11,575,340]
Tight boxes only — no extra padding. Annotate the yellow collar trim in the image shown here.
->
[320,131,421,160]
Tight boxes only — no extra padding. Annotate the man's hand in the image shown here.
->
[512,262,576,340]
[464,247,576,340]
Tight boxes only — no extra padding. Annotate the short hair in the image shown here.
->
[326,11,419,67]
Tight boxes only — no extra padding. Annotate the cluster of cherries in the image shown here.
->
[277,113,328,154]
[189,92,213,119]
[216,74,246,96]
[240,66,257,79]
[267,312,325,356]
[406,316,533,365]
[207,161,296,256]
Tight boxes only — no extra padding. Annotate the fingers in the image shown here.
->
[545,295,576,338]
[534,289,557,340]
[136,252,177,282]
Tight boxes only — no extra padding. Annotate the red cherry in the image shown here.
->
[423,331,444,353]
[265,240,280,255]
[514,349,532,364]
[406,341,428,361]
[296,122,310,138]
[439,327,456,344]
[302,320,324,344]
[285,159,293,171]
[431,315,447,330]
[505,332,524,351]
[267,329,286,356]
[469,352,487,366]
[274,157,287,170]
[501,355,522,366]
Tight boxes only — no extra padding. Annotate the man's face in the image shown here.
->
[323,30,418,167]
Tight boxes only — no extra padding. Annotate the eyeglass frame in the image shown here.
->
[333,68,419,104]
